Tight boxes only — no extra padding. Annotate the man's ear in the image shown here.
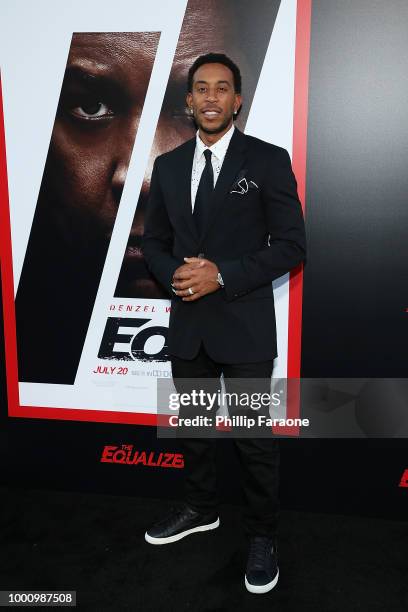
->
[234,93,242,114]
[186,92,193,111]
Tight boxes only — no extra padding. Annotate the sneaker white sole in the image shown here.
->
[145,517,220,545]
[244,567,279,594]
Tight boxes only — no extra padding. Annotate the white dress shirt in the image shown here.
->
[190,124,235,210]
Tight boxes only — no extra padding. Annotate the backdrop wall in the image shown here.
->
[0,0,407,519]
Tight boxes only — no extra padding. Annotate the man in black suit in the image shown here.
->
[142,53,306,594]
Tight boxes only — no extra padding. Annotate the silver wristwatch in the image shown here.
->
[216,272,224,288]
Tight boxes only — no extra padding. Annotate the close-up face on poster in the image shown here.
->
[1,0,302,423]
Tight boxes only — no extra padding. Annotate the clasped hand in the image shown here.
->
[172,257,220,301]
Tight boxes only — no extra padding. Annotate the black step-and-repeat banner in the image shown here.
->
[0,0,407,518]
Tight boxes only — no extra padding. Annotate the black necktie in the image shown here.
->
[193,149,214,236]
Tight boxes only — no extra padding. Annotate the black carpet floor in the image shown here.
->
[0,486,407,611]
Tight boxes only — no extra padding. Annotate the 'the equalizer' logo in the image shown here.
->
[100,444,184,468]
[399,469,408,488]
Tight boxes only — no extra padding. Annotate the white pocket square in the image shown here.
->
[230,177,258,195]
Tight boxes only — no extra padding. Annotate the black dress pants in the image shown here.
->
[170,343,279,537]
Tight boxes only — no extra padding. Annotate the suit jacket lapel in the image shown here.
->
[173,137,200,243]
[198,128,247,245]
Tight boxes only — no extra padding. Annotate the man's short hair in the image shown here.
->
[187,53,242,93]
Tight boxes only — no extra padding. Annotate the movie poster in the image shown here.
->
[0,0,306,421]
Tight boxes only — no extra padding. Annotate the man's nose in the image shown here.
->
[111,115,139,203]
[111,159,128,203]
[205,88,218,102]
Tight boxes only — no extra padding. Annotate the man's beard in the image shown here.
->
[197,113,233,135]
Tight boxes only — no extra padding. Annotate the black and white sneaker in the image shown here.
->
[245,536,279,594]
[145,504,220,545]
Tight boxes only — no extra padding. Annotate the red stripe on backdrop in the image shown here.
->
[277,0,312,436]
[0,72,21,415]
[289,0,312,375]
[9,405,158,426]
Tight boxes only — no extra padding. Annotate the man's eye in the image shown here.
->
[69,100,114,120]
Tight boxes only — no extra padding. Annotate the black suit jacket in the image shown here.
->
[142,127,306,363]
